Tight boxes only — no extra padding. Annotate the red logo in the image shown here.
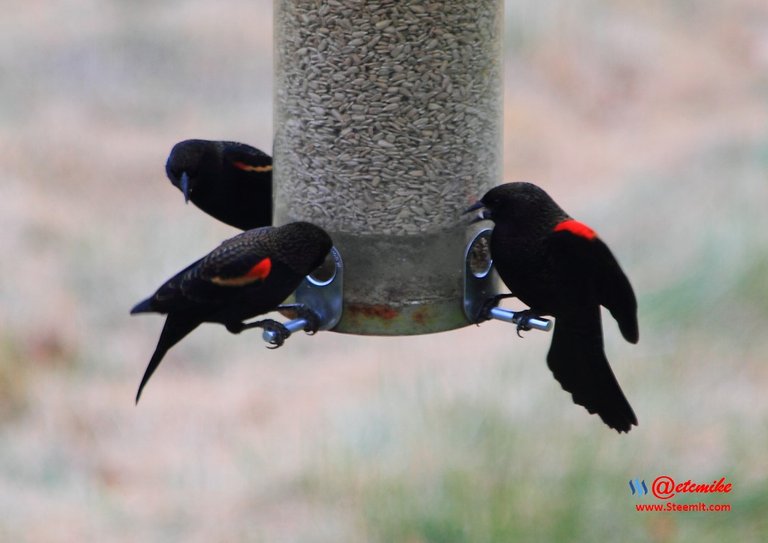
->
[651,476,732,500]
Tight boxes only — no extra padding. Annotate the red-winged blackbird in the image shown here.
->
[165,139,273,230]
[468,182,639,432]
[130,222,332,402]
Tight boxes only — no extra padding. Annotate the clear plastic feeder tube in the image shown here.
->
[274,0,503,334]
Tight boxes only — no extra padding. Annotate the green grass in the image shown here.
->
[0,334,29,422]
[306,389,768,543]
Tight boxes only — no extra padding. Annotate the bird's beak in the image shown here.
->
[180,172,191,203]
[464,201,491,223]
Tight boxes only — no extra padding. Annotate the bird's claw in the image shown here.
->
[302,310,320,335]
[276,304,320,335]
[513,310,535,338]
[254,319,291,349]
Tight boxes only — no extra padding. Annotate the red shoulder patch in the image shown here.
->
[554,219,597,240]
[210,257,272,287]
[246,257,272,280]
[233,161,272,173]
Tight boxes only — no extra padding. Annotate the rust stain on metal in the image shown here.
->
[346,303,399,321]
[411,307,430,326]
[277,307,299,320]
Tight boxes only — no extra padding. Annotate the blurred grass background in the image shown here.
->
[1,0,767,541]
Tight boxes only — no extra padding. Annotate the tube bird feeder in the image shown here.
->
[274,0,503,335]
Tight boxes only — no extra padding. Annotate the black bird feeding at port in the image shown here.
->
[467,182,638,432]
[130,222,332,402]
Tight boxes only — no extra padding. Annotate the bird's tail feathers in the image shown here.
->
[135,316,200,403]
[547,309,637,432]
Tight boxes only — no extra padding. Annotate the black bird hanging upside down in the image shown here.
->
[165,139,273,230]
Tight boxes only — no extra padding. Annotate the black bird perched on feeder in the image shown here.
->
[165,139,273,230]
[130,222,332,402]
[467,182,639,433]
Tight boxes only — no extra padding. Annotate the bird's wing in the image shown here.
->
[222,142,272,173]
[592,238,638,343]
[179,234,275,301]
[130,258,203,314]
[543,225,638,432]
[546,224,638,343]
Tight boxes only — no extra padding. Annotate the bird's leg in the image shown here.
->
[474,293,517,324]
[276,304,320,335]
[227,319,272,333]
[228,318,292,348]
[225,321,247,334]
